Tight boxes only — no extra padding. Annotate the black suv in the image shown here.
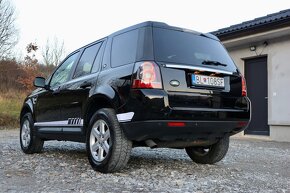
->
[20,21,251,173]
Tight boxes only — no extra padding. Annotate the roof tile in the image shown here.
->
[212,9,290,36]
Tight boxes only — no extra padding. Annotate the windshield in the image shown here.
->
[153,28,237,72]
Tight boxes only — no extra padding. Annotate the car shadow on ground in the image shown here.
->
[40,143,204,171]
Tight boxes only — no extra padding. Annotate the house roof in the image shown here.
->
[212,9,290,40]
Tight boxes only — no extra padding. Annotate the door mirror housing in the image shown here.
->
[34,77,46,88]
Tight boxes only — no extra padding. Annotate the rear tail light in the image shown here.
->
[132,61,163,89]
[241,75,247,96]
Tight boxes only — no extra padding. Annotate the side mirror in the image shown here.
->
[33,77,46,88]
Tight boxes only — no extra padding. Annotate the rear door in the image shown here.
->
[59,40,105,132]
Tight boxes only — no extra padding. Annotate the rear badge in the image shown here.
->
[170,80,180,87]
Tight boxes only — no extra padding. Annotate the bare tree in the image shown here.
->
[0,0,18,59]
[42,37,66,66]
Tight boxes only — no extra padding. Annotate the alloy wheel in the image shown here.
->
[89,120,111,162]
[21,119,31,148]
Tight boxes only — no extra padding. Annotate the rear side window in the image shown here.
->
[111,29,138,67]
[74,43,102,78]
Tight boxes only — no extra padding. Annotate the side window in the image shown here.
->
[50,52,79,88]
[91,41,105,73]
[73,43,102,78]
[111,29,138,67]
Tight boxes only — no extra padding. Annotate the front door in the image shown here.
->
[244,56,269,135]
[35,89,61,123]
[35,51,80,126]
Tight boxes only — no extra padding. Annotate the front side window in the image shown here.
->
[73,43,102,78]
[50,52,79,88]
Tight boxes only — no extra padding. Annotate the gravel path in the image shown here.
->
[0,129,290,193]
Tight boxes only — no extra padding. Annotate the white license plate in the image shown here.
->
[192,74,225,87]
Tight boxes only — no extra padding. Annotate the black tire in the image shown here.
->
[86,108,132,173]
[185,136,229,164]
[20,112,44,154]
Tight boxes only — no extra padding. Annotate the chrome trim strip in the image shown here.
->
[34,119,83,127]
[38,127,82,133]
[38,127,62,132]
[63,127,82,132]
[165,64,233,75]
[172,107,244,112]
[117,112,134,122]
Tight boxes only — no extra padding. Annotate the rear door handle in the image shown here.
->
[80,81,92,89]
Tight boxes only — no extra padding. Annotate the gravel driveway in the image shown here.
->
[0,129,289,193]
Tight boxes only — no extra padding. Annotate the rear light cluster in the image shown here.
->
[132,61,163,89]
[241,75,247,97]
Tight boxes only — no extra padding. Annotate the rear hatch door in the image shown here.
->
[153,27,247,111]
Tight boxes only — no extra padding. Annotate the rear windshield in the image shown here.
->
[153,28,237,72]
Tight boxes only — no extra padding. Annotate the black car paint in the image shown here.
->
[20,21,251,145]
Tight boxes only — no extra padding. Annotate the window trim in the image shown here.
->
[92,40,107,73]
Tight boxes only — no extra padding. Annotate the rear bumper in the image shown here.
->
[123,89,250,121]
[120,89,251,141]
[121,120,249,141]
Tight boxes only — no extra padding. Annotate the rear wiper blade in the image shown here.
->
[202,60,227,67]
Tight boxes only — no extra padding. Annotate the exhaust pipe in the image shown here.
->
[145,139,216,148]
[145,139,157,148]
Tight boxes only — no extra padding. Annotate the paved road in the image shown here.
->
[0,129,289,193]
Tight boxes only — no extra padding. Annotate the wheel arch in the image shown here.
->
[20,100,34,122]
[83,94,118,134]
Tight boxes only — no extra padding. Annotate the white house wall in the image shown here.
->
[224,35,290,142]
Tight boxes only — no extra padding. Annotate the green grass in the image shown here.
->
[0,91,26,129]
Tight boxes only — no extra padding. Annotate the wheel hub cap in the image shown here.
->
[89,120,111,162]
[21,120,31,148]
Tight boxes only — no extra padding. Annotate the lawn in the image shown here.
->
[0,91,26,129]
